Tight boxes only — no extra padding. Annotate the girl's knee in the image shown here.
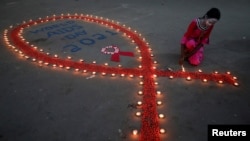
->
[189,61,200,66]
[188,54,203,66]
[186,40,196,50]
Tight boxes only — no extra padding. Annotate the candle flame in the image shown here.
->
[181,65,186,72]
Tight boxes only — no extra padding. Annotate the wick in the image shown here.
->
[181,65,186,72]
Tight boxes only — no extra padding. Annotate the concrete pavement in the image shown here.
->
[0,0,250,141]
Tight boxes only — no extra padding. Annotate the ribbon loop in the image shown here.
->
[101,45,134,62]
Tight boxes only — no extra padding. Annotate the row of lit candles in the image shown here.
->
[32,57,239,87]
[4,14,239,139]
[132,128,166,136]
[7,14,239,86]
[181,69,239,86]
[10,13,159,70]
[18,13,150,47]
[12,14,153,72]
[5,22,165,138]
[5,37,238,86]
[133,90,166,136]
[132,68,166,136]
[4,31,239,87]
[4,36,239,87]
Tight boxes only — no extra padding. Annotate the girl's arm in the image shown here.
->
[179,20,197,65]
[181,20,197,44]
[179,43,202,65]
[179,44,187,65]
[183,26,213,59]
[185,43,203,58]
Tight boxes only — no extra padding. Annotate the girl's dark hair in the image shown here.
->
[204,7,221,20]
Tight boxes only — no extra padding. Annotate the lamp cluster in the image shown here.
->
[3,13,239,141]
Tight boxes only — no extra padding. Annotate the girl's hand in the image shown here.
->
[179,44,187,65]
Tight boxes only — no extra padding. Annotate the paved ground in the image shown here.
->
[0,0,250,141]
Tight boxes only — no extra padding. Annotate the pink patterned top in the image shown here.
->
[181,18,214,45]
